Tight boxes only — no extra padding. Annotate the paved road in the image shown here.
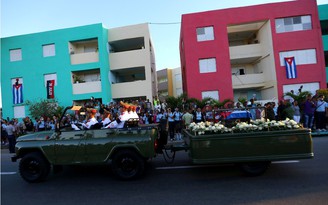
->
[1,137,328,205]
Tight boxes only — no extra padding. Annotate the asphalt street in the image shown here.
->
[1,136,328,205]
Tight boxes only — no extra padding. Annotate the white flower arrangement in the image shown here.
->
[187,118,302,135]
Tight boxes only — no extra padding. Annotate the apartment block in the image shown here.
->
[108,23,157,101]
[319,4,328,85]
[1,23,157,119]
[157,67,183,101]
[180,0,326,102]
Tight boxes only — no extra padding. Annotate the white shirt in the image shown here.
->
[82,117,98,129]
[102,118,111,126]
[129,111,139,119]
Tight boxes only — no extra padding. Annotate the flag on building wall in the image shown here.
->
[284,57,297,79]
[13,78,23,104]
[47,80,55,99]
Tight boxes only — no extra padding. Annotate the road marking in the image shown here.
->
[0,172,17,175]
[156,164,225,170]
[156,160,300,170]
[272,160,300,164]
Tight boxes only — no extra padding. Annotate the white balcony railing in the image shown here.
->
[109,49,146,70]
[72,81,101,94]
[111,80,149,99]
[232,73,265,89]
[70,52,99,65]
[229,43,262,60]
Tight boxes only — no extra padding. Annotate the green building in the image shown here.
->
[1,23,110,118]
[319,4,328,86]
[1,23,157,119]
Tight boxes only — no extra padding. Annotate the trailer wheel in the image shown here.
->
[111,150,145,180]
[239,161,271,177]
[19,152,50,183]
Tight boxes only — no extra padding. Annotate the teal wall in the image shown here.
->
[318,4,328,84]
[1,23,111,119]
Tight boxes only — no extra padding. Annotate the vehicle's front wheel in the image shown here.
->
[19,152,50,183]
[111,150,145,180]
[239,161,271,177]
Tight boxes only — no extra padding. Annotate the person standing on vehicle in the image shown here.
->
[5,121,16,153]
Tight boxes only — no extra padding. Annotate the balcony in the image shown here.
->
[109,49,146,70]
[72,81,102,95]
[69,38,99,65]
[232,73,265,89]
[229,43,262,64]
[111,81,148,99]
[70,52,99,65]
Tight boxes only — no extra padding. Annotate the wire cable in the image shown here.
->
[148,22,181,25]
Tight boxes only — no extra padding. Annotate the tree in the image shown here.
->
[316,88,328,101]
[164,93,233,111]
[26,98,64,119]
[284,90,312,108]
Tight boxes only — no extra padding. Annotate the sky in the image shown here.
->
[1,0,328,108]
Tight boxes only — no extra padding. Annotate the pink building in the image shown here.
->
[180,0,326,102]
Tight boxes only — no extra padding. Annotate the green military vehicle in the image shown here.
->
[12,106,159,183]
[12,107,313,183]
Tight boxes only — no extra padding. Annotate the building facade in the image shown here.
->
[108,23,157,101]
[157,68,172,101]
[1,23,157,119]
[157,67,183,101]
[319,4,328,86]
[180,0,326,102]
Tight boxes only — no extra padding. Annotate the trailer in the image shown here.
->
[165,127,313,176]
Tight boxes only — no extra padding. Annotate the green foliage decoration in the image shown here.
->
[25,98,64,119]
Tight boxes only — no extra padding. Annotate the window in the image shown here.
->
[44,73,57,87]
[197,26,214,42]
[158,78,168,83]
[279,49,317,66]
[43,44,56,57]
[176,88,183,96]
[283,82,319,96]
[321,20,328,35]
[199,58,217,73]
[10,48,22,62]
[275,15,312,33]
[325,51,328,67]
[14,106,26,118]
[202,91,219,101]
[175,74,182,81]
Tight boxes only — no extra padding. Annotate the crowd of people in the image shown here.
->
[2,92,328,153]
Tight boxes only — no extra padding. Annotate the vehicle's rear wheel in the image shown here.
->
[111,150,145,180]
[239,161,271,177]
[19,152,50,183]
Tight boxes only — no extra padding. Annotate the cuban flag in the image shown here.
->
[284,57,297,79]
[13,79,23,104]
